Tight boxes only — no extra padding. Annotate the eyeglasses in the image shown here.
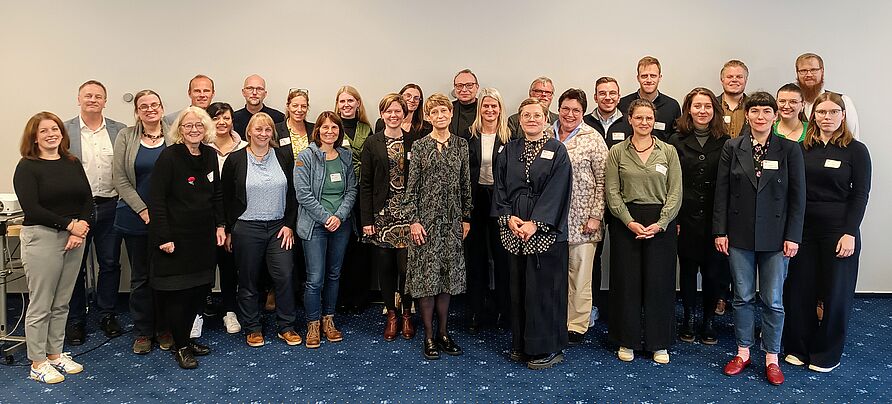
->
[244,86,266,93]
[180,122,205,131]
[559,106,582,115]
[454,82,478,91]
[530,89,554,97]
[777,99,801,107]
[814,109,843,117]
[521,112,544,121]
[402,94,421,102]
[137,102,161,112]
[796,68,822,75]
[289,88,309,95]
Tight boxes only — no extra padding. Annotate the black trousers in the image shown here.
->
[783,230,860,368]
[372,245,410,311]
[337,235,370,309]
[233,219,296,334]
[156,284,209,348]
[678,249,725,319]
[508,241,569,356]
[608,204,677,351]
[216,246,238,313]
[465,185,510,321]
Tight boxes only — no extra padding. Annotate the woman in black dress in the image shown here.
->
[149,106,226,369]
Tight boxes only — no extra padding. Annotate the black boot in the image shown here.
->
[700,314,718,345]
[173,346,198,369]
[679,308,696,343]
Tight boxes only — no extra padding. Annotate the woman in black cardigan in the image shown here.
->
[149,107,226,369]
[360,94,421,341]
[667,88,729,345]
[222,113,300,348]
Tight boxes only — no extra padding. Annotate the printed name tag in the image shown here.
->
[206,171,214,182]
[330,172,343,182]
[406,152,412,160]
[655,164,668,175]
[341,138,351,148]
[498,145,504,153]
[653,122,666,131]
[279,137,292,146]
[824,159,841,168]
[611,132,625,141]
[762,160,779,170]
[723,115,732,124]
[540,150,554,160]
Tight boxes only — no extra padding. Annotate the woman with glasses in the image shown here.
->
[714,92,805,385]
[374,84,432,137]
[149,107,226,369]
[606,99,682,365]
[783,93,870,373]
[774,84,808,142]
[113,90,173,354]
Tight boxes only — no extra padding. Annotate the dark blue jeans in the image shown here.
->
[123,234,154,337]
[68,197,123,324]
[302,218,351,321]
[234,219,296,334]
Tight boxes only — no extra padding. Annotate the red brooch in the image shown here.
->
[187,176,196,185]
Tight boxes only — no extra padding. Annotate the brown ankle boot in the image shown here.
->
[384,310,398,341]
[401,310,415,340]
[305,320,321,349]
[321,315,343,342]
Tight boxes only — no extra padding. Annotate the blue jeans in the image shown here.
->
[302,218,351,321]
[69,197,123,323]
[728,247,789,354]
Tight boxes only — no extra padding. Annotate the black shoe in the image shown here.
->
[100,315,122,338]
[678,311,695,343]
[527,351,564,370]
[65,323,86,346]
[568,331,585,346]
[203,295,218,317]
[189,339,210,356]
[507,349,529,363]
[700,317,718,345]
[423,338,440,360]
[436,334,463,356]
[467,315,479,335]
[173,346,198,369]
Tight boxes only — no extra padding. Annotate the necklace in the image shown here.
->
[779,121,802,139]
[143,132,163,140]
[632,136,655,153]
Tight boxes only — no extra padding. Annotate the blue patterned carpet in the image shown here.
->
[2,295,890,403]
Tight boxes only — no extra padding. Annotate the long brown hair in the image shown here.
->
[675,87,726,139]
[311,111,345,148]
[803,92,853,149]
[20,111,76,161]
[399,83,425,133]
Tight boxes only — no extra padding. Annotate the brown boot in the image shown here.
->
[384,310,398,341]
[401,310,416,340]
[321,315,343,342]
[305,321,321,349]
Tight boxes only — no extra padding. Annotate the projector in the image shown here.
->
[0,194,22,214]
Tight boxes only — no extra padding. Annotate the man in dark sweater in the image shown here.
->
[583,76,631,149]
[450,68,479,137]
[233,74,285,139]
[617,56,680,141]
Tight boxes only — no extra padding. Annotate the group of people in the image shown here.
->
[13,52,870,387]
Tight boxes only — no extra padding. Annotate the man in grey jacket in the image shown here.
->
[63,80,127,345]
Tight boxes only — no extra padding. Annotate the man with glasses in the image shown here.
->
[584,77,632,149]
[233,74,285,139]
[795,53,859,138]
[507,77,560,139]
[62,80,128,345]
[164,74,216,126]
[718,60,749,138]
[617,56,681,141]
[450,68,480,136]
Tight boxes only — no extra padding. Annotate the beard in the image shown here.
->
[797,77,824,102]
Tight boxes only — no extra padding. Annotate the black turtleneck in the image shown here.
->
[449,99,478,136]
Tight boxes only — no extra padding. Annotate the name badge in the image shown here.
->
[206,171,214,182]
[723,115,732,124]
[762,160,779,170]
[655,163,668,175]
[611,132,625,141]
[824,159,841,168]
[341,138,351,148]
[330,172,343,182]
[653,122,666,131]
[540,150,554,160]
[279,137,292,146]
[497,145,504,153]
[406,152,412,160]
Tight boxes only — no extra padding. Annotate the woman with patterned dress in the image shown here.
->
[402,93,472,360]
[361,94,422,341]
[493,98,573,370]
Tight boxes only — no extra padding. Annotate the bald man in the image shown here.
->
[233,74,285,139]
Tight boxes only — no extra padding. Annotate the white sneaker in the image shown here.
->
[653,349,670,364]
[588,307,600,327]
[784,354,805,366]
[618,346,634,362]
[808,363,840,373]
[223,312,242,334]
[30,361,65,384]
[190,315,204,338]
[49,352,83,374]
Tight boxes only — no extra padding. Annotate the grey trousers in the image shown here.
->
[21,225,84,361]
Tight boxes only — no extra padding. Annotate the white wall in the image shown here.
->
[2,0,889,291]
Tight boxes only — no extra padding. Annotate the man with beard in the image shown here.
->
[164,74,216,125]
[617,56,681,141]
[507,77,559,139]
[796,53,859,138]
[718,60,748,138]
[233,74,285,139]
